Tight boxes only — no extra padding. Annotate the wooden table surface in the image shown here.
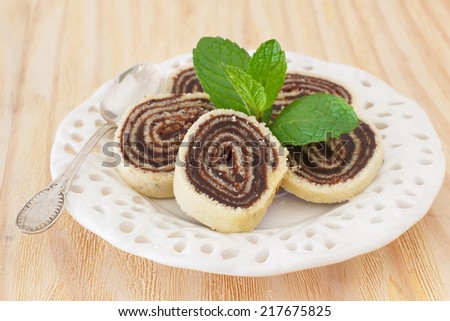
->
[1,0,449,300]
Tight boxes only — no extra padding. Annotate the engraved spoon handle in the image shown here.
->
[57,122,117,193]
[16,122,117,234]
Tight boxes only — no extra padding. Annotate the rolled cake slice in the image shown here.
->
[272,72,353,119]
[115,93,213,198]
[166,65,203,94]
[174,109,287,233]
[283,119,383,203]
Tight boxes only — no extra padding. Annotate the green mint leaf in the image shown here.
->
[248,39,287,110]
[269,93,359,146]
[262,106,273,124]
[221,64,267,118]
[193,37,251,113]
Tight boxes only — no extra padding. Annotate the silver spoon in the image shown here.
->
[16,62,164,234]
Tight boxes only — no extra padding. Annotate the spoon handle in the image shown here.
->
[16,123,117,234]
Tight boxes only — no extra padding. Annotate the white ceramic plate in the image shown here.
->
[50,53,445,276]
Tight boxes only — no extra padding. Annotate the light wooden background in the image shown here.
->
[1,0,449,300]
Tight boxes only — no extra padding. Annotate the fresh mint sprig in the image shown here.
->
[193,37,286,121]
[192,37,359,146]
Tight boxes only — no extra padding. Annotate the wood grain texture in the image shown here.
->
[1,0,449,300]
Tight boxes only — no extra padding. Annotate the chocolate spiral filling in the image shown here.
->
[168,67,352,119]
[185,114,279,208]
[169,67,204,94]
[272,73,352,119]
[120,94,213,172]
[287,121,377,185]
